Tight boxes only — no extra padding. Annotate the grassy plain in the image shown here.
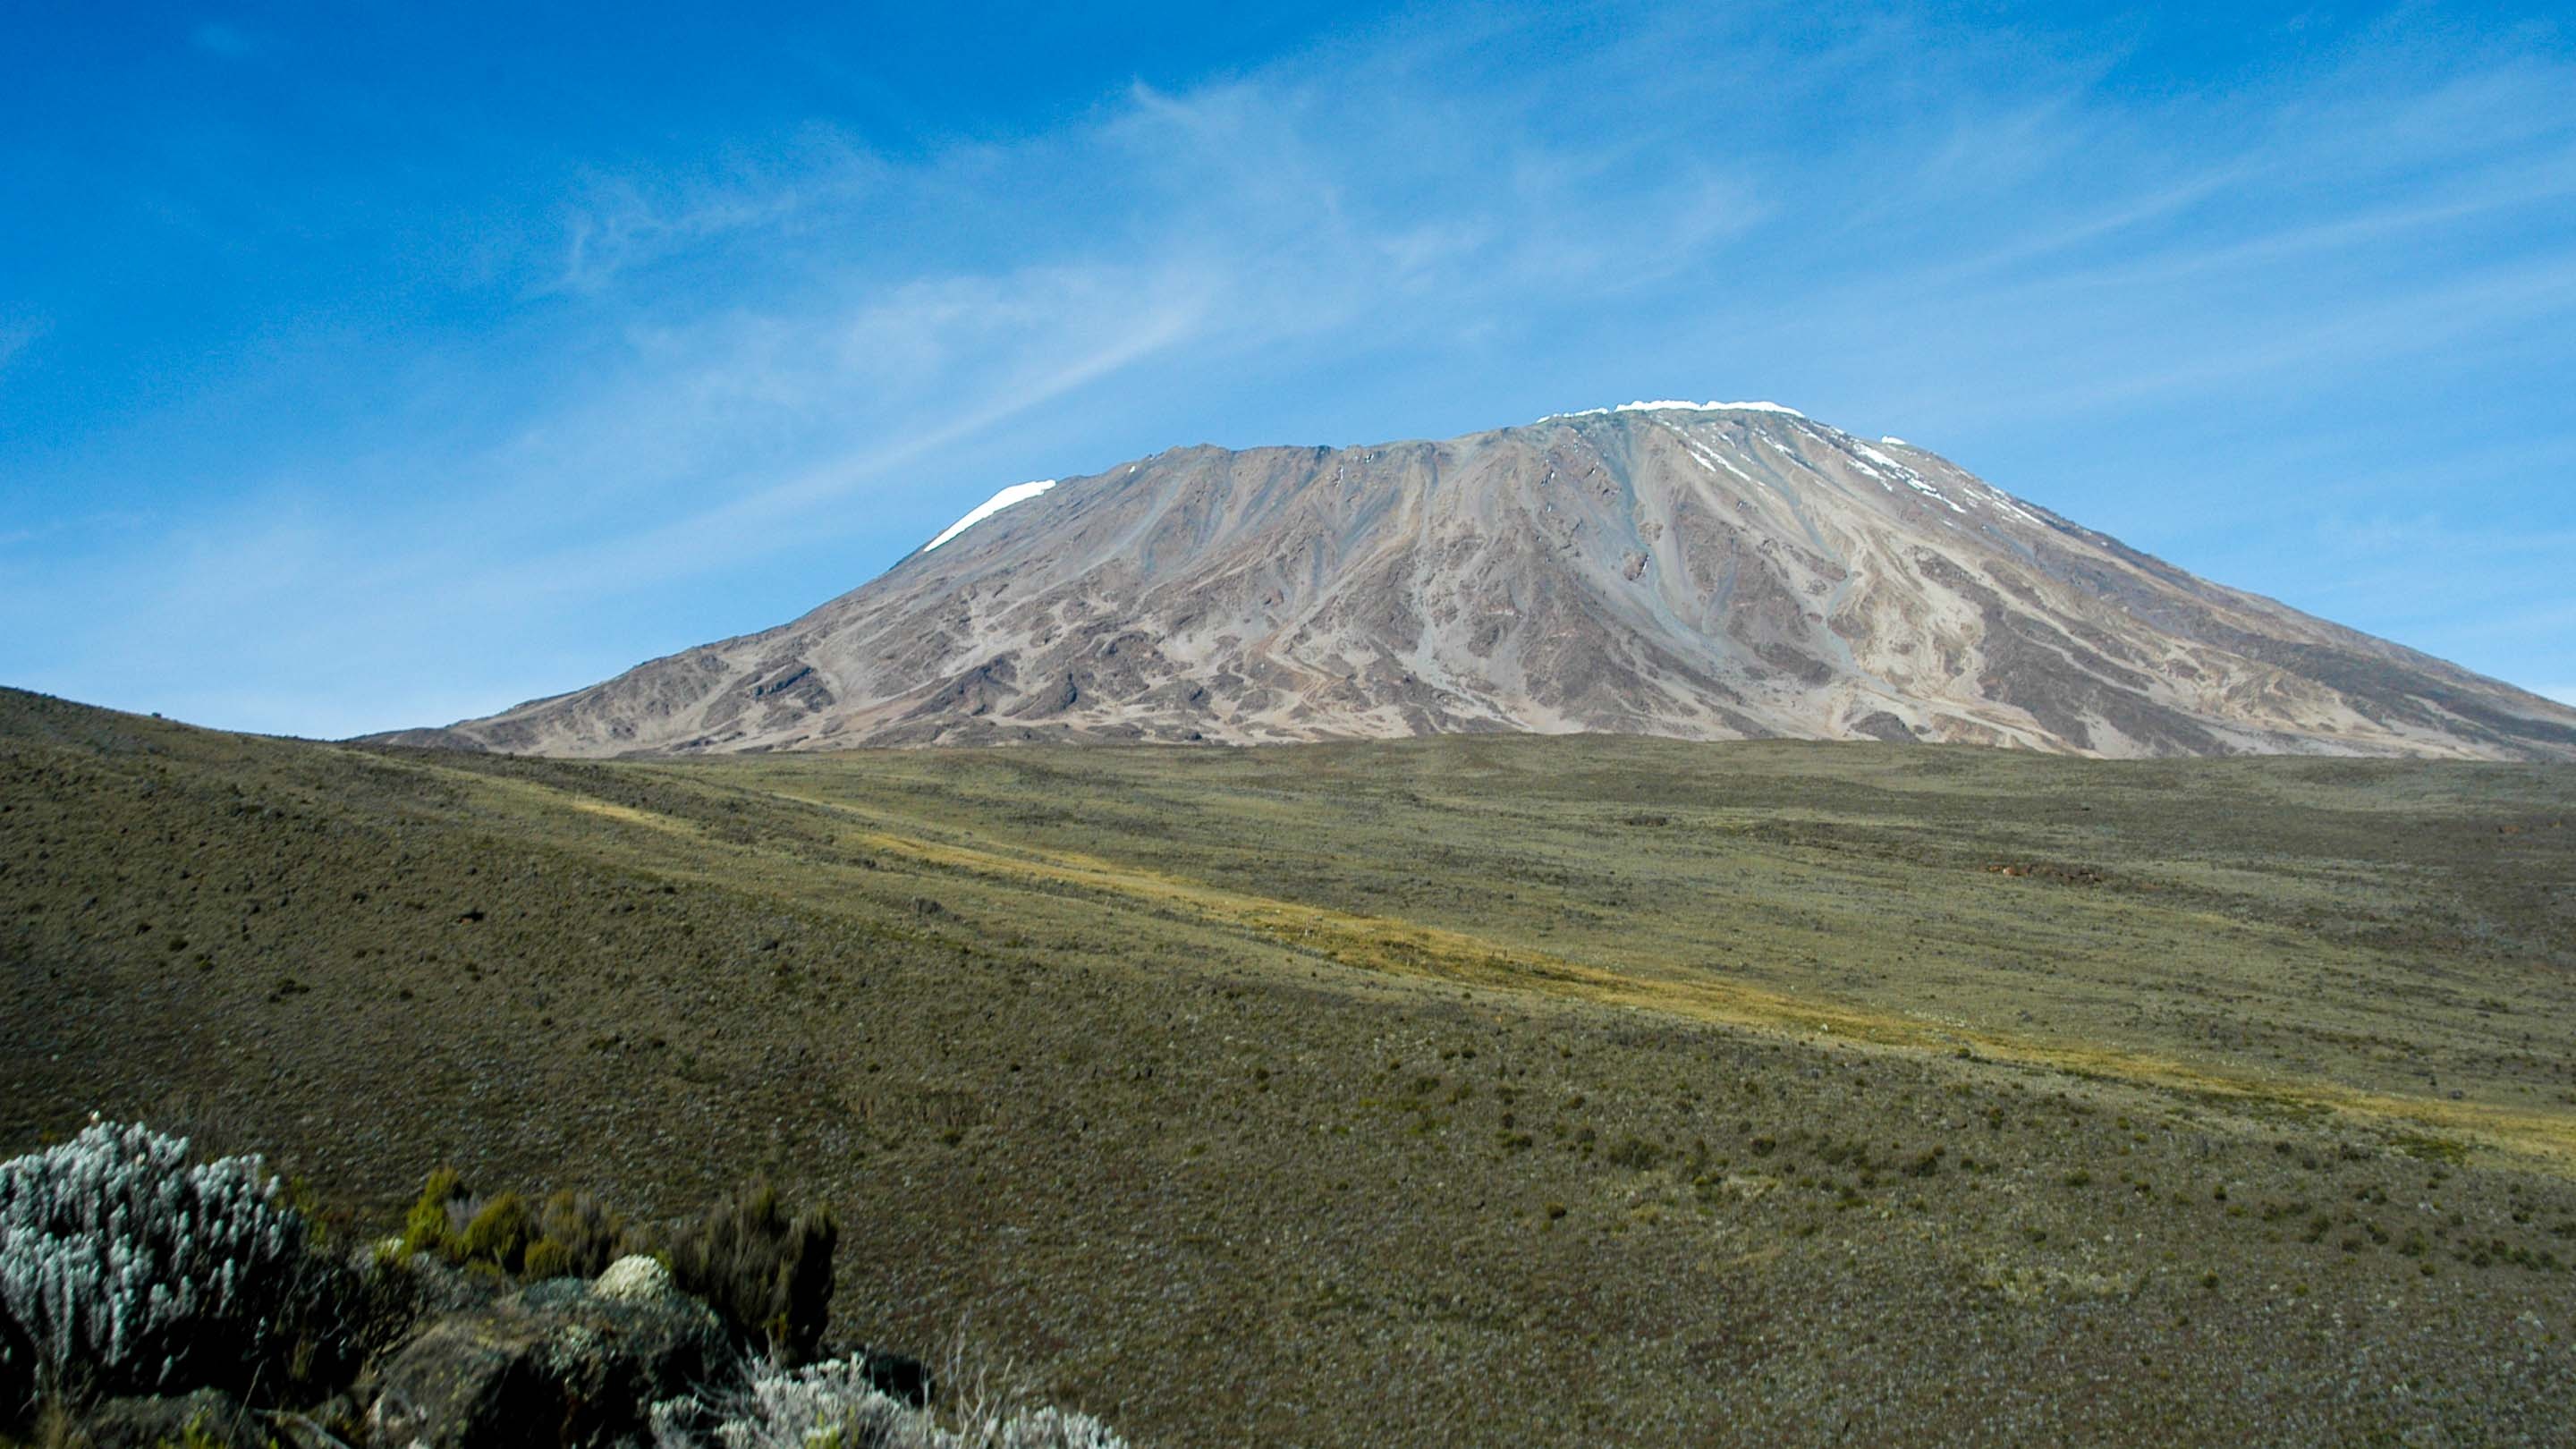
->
[4,688,2574,1444]
[713,738,2576,1149]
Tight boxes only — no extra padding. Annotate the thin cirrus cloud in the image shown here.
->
[543,131,887,297]
[1,2,2572,735]
[0,319,42,373]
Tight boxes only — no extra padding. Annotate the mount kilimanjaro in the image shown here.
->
[377,402,2576,761]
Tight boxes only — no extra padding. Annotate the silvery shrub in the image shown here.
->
[668,1353,1128,1449]
[0,1121,315,1405]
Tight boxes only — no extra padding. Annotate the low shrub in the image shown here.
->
[524,1238,577,1282]
[458,1192,538,1275]
[401,1167,469,1260]
[537,1190,636,1278]
[400,1173,638,1285]
[0,1122,343,1410]
[1606,1135,1664,1171]
[665,1180,838,1364]
[682,1348,1125,1449]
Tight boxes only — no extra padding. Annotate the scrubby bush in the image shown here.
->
[400,1166,469,1260]
[0,1122,338,1409]
[666,1180,838,1365]
[537,1190,637,1278]
[399,1172,638,1284]
[524,1237,577,1283]
[677,1352,1125,1449]
[459,1192,538,1275]
[1606,1135,1664,1171]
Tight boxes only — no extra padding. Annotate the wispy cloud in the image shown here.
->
[7,1,2573,733]
[507,263,1226,597]
[547,130,884,294]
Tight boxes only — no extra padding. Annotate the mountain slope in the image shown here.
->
[379,402,2576,760]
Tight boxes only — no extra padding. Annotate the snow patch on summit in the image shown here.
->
[1619,399,1805,417]
[1547,399,1807,422]
[923,479,1057,553]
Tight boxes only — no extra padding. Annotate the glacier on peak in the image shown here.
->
[1544,400,1808,423]
[921,479,1057,553]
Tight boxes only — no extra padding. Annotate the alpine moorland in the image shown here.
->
[8,687,2573,1444]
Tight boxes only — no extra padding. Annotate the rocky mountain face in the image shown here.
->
[377,402,2576,760]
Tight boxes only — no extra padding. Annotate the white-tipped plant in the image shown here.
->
[0,1121,316,1403]
[673,1329,1126,1449]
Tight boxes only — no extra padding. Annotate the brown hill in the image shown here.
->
[377,403,2576,759]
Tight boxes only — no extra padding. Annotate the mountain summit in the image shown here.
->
[379,403,2576,760]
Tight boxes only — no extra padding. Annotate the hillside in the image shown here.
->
[8,687,2576,1444]
[378,402,2576,760]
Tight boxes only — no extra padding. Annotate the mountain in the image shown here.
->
[375,402,2576,760]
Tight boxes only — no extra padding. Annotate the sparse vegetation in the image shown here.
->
[535,1189,637,1278]
[666,1178,839,1365]
[695,1342,1126,1449]
[458,1191,538,1275]
[0,1125,1105,1446]
[4,691,2575,1444]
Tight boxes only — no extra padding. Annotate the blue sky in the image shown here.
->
[4,2,2572,737]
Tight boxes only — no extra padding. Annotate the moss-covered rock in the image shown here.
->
[367,1276,734,1449]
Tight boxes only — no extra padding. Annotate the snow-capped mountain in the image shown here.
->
[373,403,2576,760]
